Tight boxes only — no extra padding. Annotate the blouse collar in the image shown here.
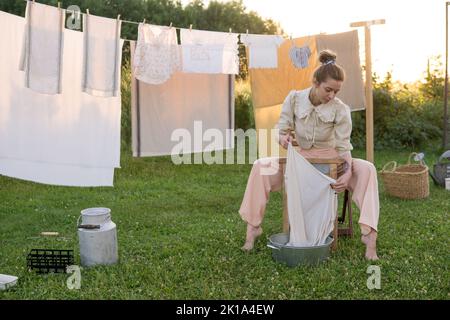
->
[295,87,337,123]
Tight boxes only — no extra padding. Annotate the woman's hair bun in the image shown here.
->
[318,50,337,64]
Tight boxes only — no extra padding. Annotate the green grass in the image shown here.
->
[0,146,448,300]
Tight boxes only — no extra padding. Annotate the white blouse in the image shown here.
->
[275,87,353,152]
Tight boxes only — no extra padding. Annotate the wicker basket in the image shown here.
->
[380,153,429,199]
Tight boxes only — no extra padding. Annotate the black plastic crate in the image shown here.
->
[27,249,74,274]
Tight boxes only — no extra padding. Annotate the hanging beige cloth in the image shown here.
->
[130,42,234,157]
[316,30,365,111]
[285,143,337,246]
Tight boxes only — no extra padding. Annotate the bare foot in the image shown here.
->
[361,230,379,261]
[241,224,263,251]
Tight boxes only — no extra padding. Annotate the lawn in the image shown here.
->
[0,146,448,300]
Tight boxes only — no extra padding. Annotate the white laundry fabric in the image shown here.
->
[0,11,122,187]
[241,34,284,69]
[133,23,181,85]
[82,13,122,97]
[0,158,115,187]
[180,29,239,74]
[285,143,337,246]
[289,45,311,69]
[130,41,234,157]
[19,1,65,94]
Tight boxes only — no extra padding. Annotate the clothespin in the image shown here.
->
[290,34,295,46]
[229,28,232,34]
[169,22,173,28]
[117,14,121,21]
[143,18,146,24]
[189,24,192,31]
[57,2,61,9]
[246,29,249,35]
[86,9,90,15]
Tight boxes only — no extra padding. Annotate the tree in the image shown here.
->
[1,0,281,77]
[419,55,445,101]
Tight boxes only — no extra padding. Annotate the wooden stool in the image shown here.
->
[278,154,353,251]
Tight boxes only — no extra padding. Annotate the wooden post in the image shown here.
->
[350,19,385,163]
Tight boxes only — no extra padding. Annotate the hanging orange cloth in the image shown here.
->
[249,35,318,110]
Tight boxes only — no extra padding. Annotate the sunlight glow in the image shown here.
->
[182,0,446,83]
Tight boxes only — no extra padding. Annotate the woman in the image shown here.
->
[239,50,379,260]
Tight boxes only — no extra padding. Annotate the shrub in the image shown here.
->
[121,60,132,153]
[351,71,443,150]
[235,79,255,131]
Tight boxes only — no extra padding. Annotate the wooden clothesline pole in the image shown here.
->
[350,19,385,164]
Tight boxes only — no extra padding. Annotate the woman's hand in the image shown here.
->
[279,133,293,149]
[331,170,351,193]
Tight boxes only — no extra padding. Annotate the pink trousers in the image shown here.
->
[239,148,380,233]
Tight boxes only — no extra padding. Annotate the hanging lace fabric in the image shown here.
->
[285,143,337,246]
[133,23,181,85]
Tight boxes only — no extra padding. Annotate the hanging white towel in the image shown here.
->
[19,1,65,94]
[241,34,284,69]
[180,29,239,74]
[133,23,181,85]
[0,11,122,187]
[82,13,122,97]
[285,143,337,246]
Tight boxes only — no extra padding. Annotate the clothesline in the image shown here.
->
[26,0,286,42]
[1,6,367,187]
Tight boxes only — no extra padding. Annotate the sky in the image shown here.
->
[181,0,447,83]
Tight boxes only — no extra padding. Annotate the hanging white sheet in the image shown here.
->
[285,143,337,246]
[19,1,65,94]
[180,29,239,74]
[0,11,122,187]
